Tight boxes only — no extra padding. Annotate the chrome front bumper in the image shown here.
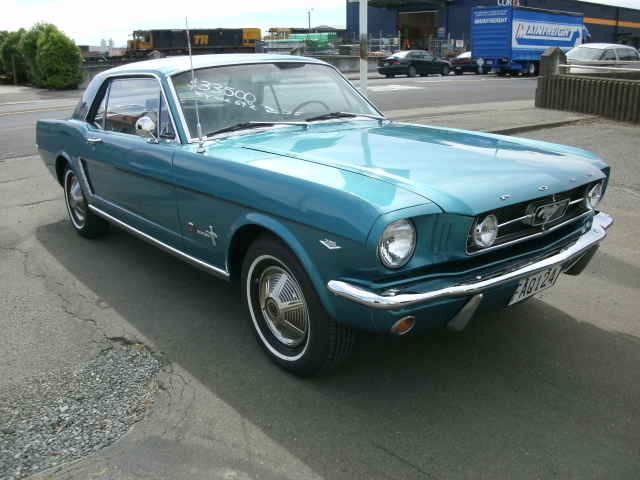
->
[327,212,613,311]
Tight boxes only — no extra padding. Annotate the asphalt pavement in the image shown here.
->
[1,81,639,479]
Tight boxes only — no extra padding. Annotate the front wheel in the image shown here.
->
[440,65,450,76]
[241,233,355,377]
[63,164,109,239]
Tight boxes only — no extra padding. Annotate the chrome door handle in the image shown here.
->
[86,137,102,145]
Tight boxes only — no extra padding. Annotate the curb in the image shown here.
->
[488,116,599,135]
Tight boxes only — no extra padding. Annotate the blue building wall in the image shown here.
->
[346,0,640,48]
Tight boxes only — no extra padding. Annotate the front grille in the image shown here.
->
[467,185,592,255]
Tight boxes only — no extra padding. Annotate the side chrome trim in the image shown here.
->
[88,205,231,281]
[327,212,613,311]
[77,159,93,197]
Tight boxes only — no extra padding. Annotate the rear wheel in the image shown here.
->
[63,164,109,239]
[407,65,417,77]
[524,62,539,76]
[241,233,355,377]
[440,65,451,76]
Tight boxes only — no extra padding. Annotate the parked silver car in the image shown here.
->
[566,43,640,73]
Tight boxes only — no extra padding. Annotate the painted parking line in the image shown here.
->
[368,85,424,91]
[0,107,75,116]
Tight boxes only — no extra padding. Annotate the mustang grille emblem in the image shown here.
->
[530,199,569,229]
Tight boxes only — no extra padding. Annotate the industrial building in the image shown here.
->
[346,0,640,51]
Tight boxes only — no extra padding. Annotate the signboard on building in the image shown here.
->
[456,39,464,47]
[438,27,446,39]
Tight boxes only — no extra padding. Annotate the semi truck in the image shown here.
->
[471,6,585,76]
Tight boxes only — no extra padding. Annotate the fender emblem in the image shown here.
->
[320,239,341,250]
[500,195,510,201]
[196,225,218,246]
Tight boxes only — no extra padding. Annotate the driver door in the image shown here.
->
[81,76,183,249]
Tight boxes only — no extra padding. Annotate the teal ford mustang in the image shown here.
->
[36,54,612,376]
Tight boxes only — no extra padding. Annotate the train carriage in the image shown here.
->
[127,28,261,57]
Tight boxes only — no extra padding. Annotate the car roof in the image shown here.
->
[102,54,328,78]
[573,43,636,50]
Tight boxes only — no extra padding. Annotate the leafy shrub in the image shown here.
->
[20,23,58,86]
[35,26,83,90]
[0,30,9,74]
[1,29,27,83]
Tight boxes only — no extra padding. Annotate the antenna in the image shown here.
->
[186,17,205,154]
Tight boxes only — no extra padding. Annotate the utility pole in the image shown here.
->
[359,0,368,96]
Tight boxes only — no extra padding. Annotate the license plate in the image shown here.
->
[455,66,461,69]
[508,266,560,306]
[487,60,494,65]
[384,62,390,66]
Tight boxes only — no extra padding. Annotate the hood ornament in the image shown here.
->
[539,186,548,191]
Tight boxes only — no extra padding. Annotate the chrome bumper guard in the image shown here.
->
[327,212,613,311]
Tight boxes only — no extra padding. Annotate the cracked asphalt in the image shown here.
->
[0,83,639,479]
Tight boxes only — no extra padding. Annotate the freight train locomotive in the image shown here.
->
[126,28,261,57]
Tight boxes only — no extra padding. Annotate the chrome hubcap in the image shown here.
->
[258,266,308,347]
[68,176,85,222]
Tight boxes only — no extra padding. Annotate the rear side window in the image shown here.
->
[616,48,640,61]
[602,49,617,61]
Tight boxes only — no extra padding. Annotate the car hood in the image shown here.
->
[216,121,607,216]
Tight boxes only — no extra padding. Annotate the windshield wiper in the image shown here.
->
[205,121,307,138]
[305,112,387,123]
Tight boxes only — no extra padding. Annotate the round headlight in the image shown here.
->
[474,214,499,248]
[586,182,602,210]
[378,219,416,269]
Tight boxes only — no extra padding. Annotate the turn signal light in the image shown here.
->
[390,316,416,335]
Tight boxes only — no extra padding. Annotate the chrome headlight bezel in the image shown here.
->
[586,181,603,210]
[473,214,499,248]
[377,219,417,269]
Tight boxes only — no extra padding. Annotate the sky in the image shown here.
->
[1,0,347,47]
[2,0,638,47]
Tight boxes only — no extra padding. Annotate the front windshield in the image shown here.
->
[566,47,604,61]
[170,62,380,140]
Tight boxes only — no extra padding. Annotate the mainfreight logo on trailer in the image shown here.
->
[513,21,582,48]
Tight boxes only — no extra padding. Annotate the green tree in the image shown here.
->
[0,30,9,74]
[19,22,58,86]
[1,29,27,84]
[35,26,83,90]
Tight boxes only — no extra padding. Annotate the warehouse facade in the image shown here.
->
[346,0,640,51]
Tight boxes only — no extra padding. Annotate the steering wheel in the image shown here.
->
[290,100,330,116]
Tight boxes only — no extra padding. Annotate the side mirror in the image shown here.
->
[135,117,157,142]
